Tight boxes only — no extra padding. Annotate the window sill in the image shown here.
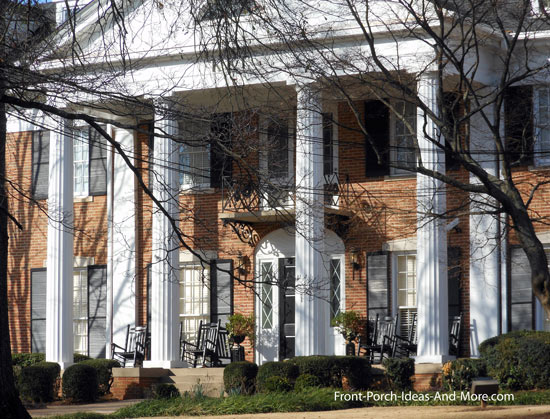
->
[74,196,94,203]
[384,173,416,181]
[528,165,550,172]
[180,186,216,195]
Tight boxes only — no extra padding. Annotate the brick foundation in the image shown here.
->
[111,368,168,400]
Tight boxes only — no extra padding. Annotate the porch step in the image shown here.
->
[158,367,225,397]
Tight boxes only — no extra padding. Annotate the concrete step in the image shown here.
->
[158,367,225,397]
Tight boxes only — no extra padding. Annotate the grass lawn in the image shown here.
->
[46,388,550,419]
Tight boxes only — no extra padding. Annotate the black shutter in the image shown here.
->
[367,252,390,318]
[509,247,535,330]
[32,131,50,199]
[31,269,47,353]
[88,265,107,358]
[210,113,233,188]
[323,113,334,176]
[443,93,463,171]
[448,247,461,318]
[364,100,390,177]
[210,260,234,327]
[505,86,534,166]
[146,263,152,329]
[148,125,155,190]
[89,128,108,195]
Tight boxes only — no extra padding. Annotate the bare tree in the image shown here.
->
[189,0,550,316]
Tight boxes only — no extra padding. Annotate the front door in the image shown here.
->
[279,257,295,359]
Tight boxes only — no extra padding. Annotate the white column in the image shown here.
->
[415,72,451,363]
[295,83,326,356]
[469,95,501,356]
[144,112,183,368]
[107,127,136,351]
[46,118,74,368]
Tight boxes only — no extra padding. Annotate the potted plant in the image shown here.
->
[332,310,362,355]
[226,313,255,352]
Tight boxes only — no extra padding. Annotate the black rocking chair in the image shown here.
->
[449,313,462,356]
[111,325,148,367]
[181,320,222,367]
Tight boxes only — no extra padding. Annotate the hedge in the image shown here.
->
[18,362,60,403]
[256,361,299,392]
[80,359,120,395]
[289,356,370,389]
[479,331,550,390]
[223,361,258,395]
[441,358,487,391]
[62,363,99,402]
[383,358,415,390]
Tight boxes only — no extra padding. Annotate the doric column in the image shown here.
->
[469,93,501,356]
[294,83,326,356]
[107,127,136,351]
[46,118,74,368]
[415,72,450,363]
[144,110,183,368]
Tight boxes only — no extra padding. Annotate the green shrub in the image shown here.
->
[257,361,299,392]
[382,358,414,390]
[154,383,180,399]
[12,352,45,368]
[62,363,99,402]
[223,361,258,395]
[441,358,487,391]
[18,362,60,403]
[260,375,293,393]
[479,331,550,390]
[80,359,120,395]
[294,373,321,391]
[73,353,92,363]
[289,356,370,389]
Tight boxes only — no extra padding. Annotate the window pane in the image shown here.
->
[330,259,342,320]
[73,269,88,355]
[261,262,273,329]
[179,119,211,187]
[396,254,417,336]
[267,120,289,178]
[179,264,210,343]
[393,101,416,174]
[73,129,89,196]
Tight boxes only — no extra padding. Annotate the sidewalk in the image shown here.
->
[27,402,550,419]
[29,399,144,417]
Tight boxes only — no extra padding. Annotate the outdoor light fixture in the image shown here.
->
[237,252,250,276]
[351,248,361,271]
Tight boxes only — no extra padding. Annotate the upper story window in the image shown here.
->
[179,118,211,189]
[267,119,291,179]
[31,127,107,199]
[73,128,90,197]
[178,113,232,190]
[391,101,417,175]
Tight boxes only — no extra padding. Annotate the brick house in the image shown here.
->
[6,0,550,369]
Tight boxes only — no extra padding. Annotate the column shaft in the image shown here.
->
[145,115,183,368]
[295,84,326,356]
[46,119,74,368]
[415,73,450,363]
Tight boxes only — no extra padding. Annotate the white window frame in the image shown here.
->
[73,127,90,197]
[534,86,550,167]
[259,116,294,209]
[390,101,417,176]
[392,252,417,337]
[73,268,88,356]
[178,119,211,190]
[179,263,210,343]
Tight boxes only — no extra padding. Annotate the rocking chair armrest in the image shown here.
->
[111,343,126,352]
[181,340,199,352]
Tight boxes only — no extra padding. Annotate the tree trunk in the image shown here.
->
[0,101,30,418]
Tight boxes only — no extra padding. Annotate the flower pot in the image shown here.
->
[232,335,246,345]
[346,341,356,356]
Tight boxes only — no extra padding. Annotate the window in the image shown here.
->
[323,114,335,176]
[73,269,88,355]
[179,119,211,188]
[73,128,90,197]
[31,127,107,199]
[443,92,467,171]
[535,86,550,167]
[179,264,210,343]
[267,120,290,179]
[391,101,417,175]
[330,258,342,320]
[199,0,254,21]
[505,86,534,166]
[365,100,390,177]
[395,253,417,337]
[260,262,274,329]
[31,266,107,357]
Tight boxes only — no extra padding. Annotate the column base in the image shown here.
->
[143,360,188,368]
[57,361,74,370]
[414,355,455,364]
